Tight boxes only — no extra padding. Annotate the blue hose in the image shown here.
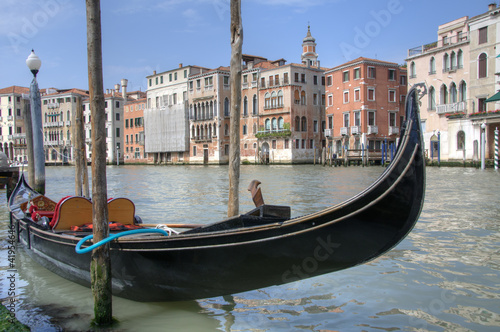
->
[75,229,169,254]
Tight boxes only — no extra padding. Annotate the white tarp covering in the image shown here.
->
[144,105,189,153]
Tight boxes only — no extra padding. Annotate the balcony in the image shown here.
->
[324,129,332,137]
[367,125,378,134]
[408,32,469,58]
[350,126,360,135]
[389,126,399,135]
[340,127,349,136]
[47,102,60,109]
[436,101,466,115]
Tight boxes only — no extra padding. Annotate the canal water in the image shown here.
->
[1,165,499,331]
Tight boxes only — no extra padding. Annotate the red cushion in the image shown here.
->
[49,196,72,228]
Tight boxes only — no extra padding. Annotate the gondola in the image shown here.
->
[8,84,426,302]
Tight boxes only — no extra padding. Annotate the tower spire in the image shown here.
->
[301,24,318,67]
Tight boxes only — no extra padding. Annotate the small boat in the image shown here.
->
[9,85,426,302]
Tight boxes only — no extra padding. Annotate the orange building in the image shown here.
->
[124,97,150,163]
[324,57,407,157]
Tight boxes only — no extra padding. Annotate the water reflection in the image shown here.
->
[1,166,500,331]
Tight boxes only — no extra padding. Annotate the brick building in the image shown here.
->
[324,57,407,158]
[124,97,149,163]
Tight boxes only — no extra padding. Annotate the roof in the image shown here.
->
[326,57,403,73]
[0,86,30,95]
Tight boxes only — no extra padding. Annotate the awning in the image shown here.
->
[485,91,500,102]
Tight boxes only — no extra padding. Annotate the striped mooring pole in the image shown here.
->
[495,127,499,170]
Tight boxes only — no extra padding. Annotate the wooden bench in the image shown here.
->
[50,196,93,230]
[108,198,135,225]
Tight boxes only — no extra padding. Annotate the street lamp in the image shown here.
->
[26,50,45,194]
[116,144,119,166]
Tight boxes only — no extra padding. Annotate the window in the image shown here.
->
[457,131,465,150]
[389,112,397,127]
[354,88,360,101]
[367,67,376,78]
[272,118,277,131]
[343,71,349,82]
[440,84,448,104]
[272,140,276,149]
[343,90,349,103]
[368,111,375,126]
[343,113,349,127]
[253,95,258,115]
[313,75,318,85]
[459,81,467,102]
[388,69,396,81]
[301,74,306,83]
[115,113,120,121]
[193,146,197,156]
[116,128,120,138]
[457,49,463,69]
[116,101,120,108]
[353,112,360,126]
[275,74,280,85]
[327,115,333,129]
[264,92,271,109]
[450,82,457,103]
[429,86,436,110]
[479,27,488,44]
[243,124,247,135]
[284,139,289,149]
[278,117,284,130]
[410,62,416,78]
[388,90,396,102]
[400,75,406,85]
[478,53,487,78]
[327,75,332,86]
[328,94,333,106]
[301,116,307,131]
[354,68,361,80]
[429,57,436,74]
[265,119,271,131]
[301,91,306,105]
[313,120,318,132]
[224,98,230,116]
[243,96,248,116]
[294,73,299,82]
[125,119,129,128]
[367,88,375,101]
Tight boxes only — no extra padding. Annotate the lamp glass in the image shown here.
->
[26,50,42,72]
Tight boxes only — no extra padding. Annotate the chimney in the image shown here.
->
[489,3,497,10]
[153,70,156,75]
[179,63,183,68]
[121,79,128,103]
[114,84,120,93]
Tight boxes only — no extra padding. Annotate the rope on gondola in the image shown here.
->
[75,228,169,254]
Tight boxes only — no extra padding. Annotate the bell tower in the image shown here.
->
[301,25,319,67]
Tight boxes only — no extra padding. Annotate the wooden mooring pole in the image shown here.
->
[86,0,112,326]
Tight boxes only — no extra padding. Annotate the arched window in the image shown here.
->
[271,91,277,108]
[440,84,448,105]
[457,49,463,69]
[264,92,271,109]
[429,57,436,74]
[450,51,456,70]
[252,94,258,115]
[301,91,306,105]
[196,125,200,138]
[294,90,300,104]
[278,117,284,130]
[224,98,230,116]
[67,111,70,122]
[67,130,70,140]
[213,122,217,137]
[271,117,277,130]
[295,116,300,131]
[301,116,307,131]
[277,90,283,107]
[443,53,449,72]
[189,105,193,119]
[265,119,271,131]
[214,100,218,117]
[410,61,416,77]
[243,96,248,116]
[478,53,487,78]
[457,131,465,150]
[429,86,436,110]
[459,81,467,102]
[242,124,247,135]
[208,124,212,138]
[224,123,229,136]
[191,125,195,138]
[194,104,198,120]
[450,82,457,103]
[253,123,257,134]
[210,101,214,118]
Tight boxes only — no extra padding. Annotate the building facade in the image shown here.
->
[407,3,500,161]
[0,86,31,163]
[41,88,89,165]
[124,97,149,163]
[325,57,407,159]
[145,65,207,164]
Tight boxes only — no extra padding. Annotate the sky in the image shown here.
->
[0,0,494,93]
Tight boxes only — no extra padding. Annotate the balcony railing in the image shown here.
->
[408,32,469,57]
[324,129,332,137]
[350,126,360,135]
[389,126,399,135]
[340,127,348,136]
[367,125,378,134]
[436,101,466,115]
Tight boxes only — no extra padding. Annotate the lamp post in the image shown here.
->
[26,50,45,194]
[116,144,119,166]
[481,122,486,170]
